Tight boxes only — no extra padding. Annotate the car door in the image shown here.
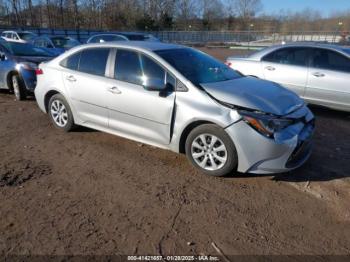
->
[261,47,310,97]
[105,48,176,145]
[305,48,350,110]
[61,48,111,128]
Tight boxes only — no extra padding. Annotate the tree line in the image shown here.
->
[0,0,349,32]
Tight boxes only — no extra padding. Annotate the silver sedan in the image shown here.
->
[226,43,350,112]
[35,42,314,176]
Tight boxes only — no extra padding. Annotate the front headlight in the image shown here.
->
[239,110,294,138]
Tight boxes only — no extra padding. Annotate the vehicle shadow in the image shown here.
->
[71,126,98,133]
[308,104,350,120]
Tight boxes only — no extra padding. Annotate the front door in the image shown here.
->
[106,49,176,145]
[305,48,350,110]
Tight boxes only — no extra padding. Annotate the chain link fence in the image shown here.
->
[0,26,348,46]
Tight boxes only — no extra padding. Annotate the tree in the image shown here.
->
[230,0,262,29]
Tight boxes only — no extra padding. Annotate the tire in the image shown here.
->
[185,124,238,177]
[48,94,76,132]
[12,75,27,101]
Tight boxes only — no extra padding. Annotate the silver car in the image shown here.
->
[226,43,350,112]
[34,42,314,176]
[86,33,159,43]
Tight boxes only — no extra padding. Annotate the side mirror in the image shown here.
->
[143,78,166,91]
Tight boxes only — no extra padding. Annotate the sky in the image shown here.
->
[260,0,350,17]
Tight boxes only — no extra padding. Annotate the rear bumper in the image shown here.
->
[20,68,36,92]
[225,106,314,174]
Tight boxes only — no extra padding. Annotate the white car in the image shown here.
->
[226,43,350,112]
[1,31,37,43]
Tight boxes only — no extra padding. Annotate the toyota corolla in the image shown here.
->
[35,42,314,176]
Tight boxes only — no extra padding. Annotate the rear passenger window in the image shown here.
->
[60,52,81,70]
[78,48,110,76]
[263,47,309,66]
[115,49,143,85]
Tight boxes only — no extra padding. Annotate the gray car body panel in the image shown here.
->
[227,42,350,112]
[35,42,314,174]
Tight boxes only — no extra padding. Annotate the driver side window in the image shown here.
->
[140,54,165,85]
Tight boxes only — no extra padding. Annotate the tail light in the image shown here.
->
[225,61,232,67]
[35,68,43,75]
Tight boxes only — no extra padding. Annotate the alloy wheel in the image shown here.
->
[191,134,228,171]
[50,100,69,127]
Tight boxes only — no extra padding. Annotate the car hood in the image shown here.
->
[13,56,56,65]
[200,76,304,116]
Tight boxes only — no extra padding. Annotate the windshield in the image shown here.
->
[17,32,36,41]
[51,37,80,48]
[2,41,55,57]
[155,48,241,85]
[124,34,146,41]
[342,48,350,56]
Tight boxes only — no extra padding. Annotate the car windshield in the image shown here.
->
[17,32,36,41]
[51,37,80,48]
[124,34,146,41]
[2,41,55,57]
[342,48,350,56]
[155,48,241,85]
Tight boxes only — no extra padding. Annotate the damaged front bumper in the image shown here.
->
[225,105,315,174]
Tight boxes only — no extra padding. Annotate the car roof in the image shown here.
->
[81,41,184,51]
[91,32,150,36]
[2,30,34,34]
[248,42,350,60]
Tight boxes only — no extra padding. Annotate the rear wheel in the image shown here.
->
[185,124,238,177]
[12,75,27,101]
[48,94,76,132]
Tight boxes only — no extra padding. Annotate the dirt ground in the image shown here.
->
[0,48,350,257]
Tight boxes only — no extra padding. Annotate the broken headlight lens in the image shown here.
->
[239,110,294,138]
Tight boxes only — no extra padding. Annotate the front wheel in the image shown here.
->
[185,124,238,177]
[48,94,76,132]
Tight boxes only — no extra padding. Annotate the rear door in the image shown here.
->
[61,48,111,127]
[105,48,176,145]
[261,47,310,97]
[305,48,350,109]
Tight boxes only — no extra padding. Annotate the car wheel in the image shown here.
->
[48,94,76,132]
[12,75,27,101]
[185,124,238,177]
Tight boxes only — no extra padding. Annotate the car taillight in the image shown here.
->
[225,61,232,67]
[35,69,43,75]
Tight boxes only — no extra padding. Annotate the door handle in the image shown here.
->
[66,75,76,82]
[265,66,275,71]
[108,86,122,94]
[312,72,325,77]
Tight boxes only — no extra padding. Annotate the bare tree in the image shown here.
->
[230,0,262,29]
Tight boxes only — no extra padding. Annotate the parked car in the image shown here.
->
[35,42,314,176]
[1,30,37,43]
[0,39,57,100]
[226,43,350,112]
[86,32,159,43]
[31,36,81,55]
